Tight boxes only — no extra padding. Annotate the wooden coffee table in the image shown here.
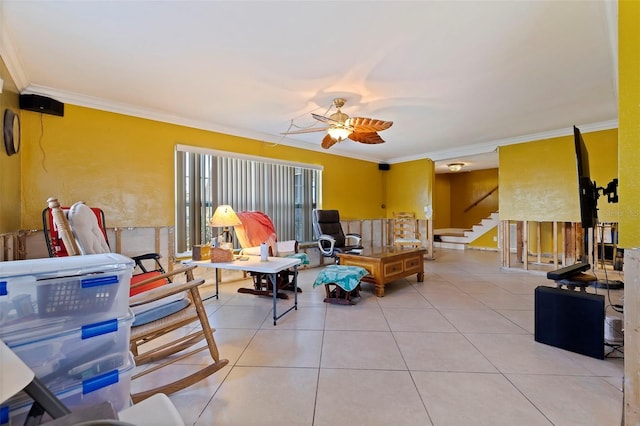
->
[337,247,426,297]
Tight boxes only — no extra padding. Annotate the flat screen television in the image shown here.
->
[573,126,598,229]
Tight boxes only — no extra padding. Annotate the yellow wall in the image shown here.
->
[385,158,433,219]
[450,168,498,229]
[433,169,498,229]
[20,104,386,229]
[468,226,497,250]
[433,175,451,229]
[499,129,617,223]
[619,0,640,248]
[0,56,21,233]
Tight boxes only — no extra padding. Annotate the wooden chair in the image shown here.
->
[392,212,422,247]
[47,197,229,403]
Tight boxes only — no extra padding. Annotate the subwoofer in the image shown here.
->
[534,286,604,359]
[19,94,64,117]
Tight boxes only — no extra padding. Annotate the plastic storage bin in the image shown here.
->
[5,310,134,389]
[1,352,135,425]
[0,253,134,336]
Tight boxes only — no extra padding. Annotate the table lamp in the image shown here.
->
[209,205,241,245]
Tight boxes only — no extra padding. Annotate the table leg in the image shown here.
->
[417,271,425,282]
[271,266,299,325]
[203,267,220,302]
[269,273,277,325]
[292,265,298,309]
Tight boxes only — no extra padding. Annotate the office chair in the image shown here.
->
[312,209,362,259]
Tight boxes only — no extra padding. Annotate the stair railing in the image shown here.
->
[463,186,498,213]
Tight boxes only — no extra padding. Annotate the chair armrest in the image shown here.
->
[318,234,336,256]
[346,234,362,246]
[129,278,205,307]
[131,252,162,262]
[276,240,298,255]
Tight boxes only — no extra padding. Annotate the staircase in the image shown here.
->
[435,212,499,250]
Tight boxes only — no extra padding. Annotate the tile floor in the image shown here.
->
[131,249,625,426]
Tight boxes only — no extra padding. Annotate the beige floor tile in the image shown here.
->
[376,285,434,308]
[237,329,323,368]
[382,307,457,332]
[132,363,227,426]
[321,330,406,370]
[314,369,432,426]
[395,331,497,372]
[472,291,534,310]
[440,308,528,333]
[207,304,272,329]
[324,304,390,331]
[196,366,317,425]
[420,289,488,310]
[260,305,326,329]
[465,333,594,375]
[413,371,552,426]
[496,308,535,333]
[507,374,623,426]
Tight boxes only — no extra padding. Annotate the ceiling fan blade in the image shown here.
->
[281,127,329,135]
[348,131,386,144]
[347,117,393,133]
[321,133,338,149]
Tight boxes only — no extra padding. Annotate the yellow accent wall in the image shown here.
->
[19,104,385,229]
[433,169,498,229]
[450,169,498,229]
[468,226,498,250]
[499,129,618,223]
[433,175,452,229]
[384,158,434,219]
[619,0,640,248]
[0,56,21,233]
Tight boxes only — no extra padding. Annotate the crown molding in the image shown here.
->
[18,84,618,167]
[22,84,383,164]
[386,119,619,164]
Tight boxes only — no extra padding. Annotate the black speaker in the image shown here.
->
[534,286,604,359]
[378,163,390,171]
[19,94,64,117]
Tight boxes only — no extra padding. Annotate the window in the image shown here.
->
[175,146,322,253]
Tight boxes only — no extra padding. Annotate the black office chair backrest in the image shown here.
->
[313,209,346,248]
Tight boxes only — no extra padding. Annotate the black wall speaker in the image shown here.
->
[19,94,64,117]
[378,163,390,171]
[534,286,604,359]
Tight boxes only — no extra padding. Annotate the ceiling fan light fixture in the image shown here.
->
[447,162,465,172]
[327,126,352,142]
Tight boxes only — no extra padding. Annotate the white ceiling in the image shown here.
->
[0,1,618,172]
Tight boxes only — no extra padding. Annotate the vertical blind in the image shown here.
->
[176,149,321,253]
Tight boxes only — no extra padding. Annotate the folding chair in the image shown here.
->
[43,203,167,296]
[234,210,309,299]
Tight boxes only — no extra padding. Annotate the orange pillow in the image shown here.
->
[130,271,167,296]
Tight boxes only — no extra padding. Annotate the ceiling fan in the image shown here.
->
[282,98,393,149]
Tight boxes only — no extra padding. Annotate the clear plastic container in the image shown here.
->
[5,310,133,390]
[0,254,134,335]
[1,352,135,425]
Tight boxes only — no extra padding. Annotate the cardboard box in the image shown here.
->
[192,245,210,261]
